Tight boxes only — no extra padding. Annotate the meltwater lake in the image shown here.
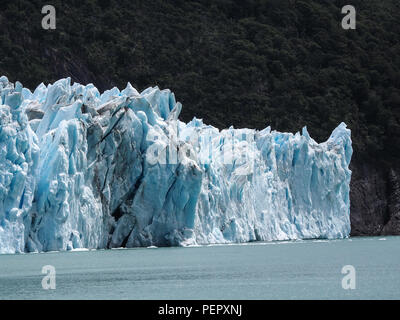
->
[0,236,399,300]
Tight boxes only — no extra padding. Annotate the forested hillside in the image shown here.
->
[0,0,399,234]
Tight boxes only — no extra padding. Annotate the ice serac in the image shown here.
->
[0,77,39,254]
[0,76,352,253]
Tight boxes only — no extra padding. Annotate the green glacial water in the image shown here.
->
[0,236,399,299]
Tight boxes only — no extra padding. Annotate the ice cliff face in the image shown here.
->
[0,76,352,254]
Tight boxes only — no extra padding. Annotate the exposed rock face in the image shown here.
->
[350,161,400,236]
[382,169,400,235]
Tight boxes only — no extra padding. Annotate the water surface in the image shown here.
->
[0,237,399,299]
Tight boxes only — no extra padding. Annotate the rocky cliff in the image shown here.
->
[350,161,400,236]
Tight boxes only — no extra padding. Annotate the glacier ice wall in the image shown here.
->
[0,76,352,254]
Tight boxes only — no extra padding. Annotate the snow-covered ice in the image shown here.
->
[0,76,352,254]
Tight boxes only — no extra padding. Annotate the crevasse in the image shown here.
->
[0,76,352,254]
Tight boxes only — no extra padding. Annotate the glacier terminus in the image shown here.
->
[0,76,352,254]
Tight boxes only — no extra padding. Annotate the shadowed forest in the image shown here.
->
[0,0,399,168]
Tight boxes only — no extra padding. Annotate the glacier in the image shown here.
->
[0,76,352,254]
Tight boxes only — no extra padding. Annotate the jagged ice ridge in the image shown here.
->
[0,76,352,254]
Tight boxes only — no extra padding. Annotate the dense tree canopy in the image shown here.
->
[0,0,399,165]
